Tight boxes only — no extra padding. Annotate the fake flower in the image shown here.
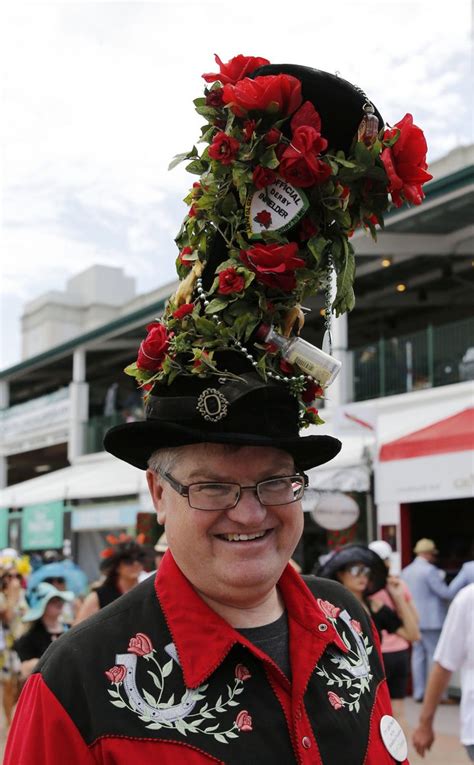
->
[240,242,305,291]
[218,267,245,295]
[279,126,331,188]
[202,53,270,85]
[172,303,194,319]
[381,113,432,207]
[222,73,302,117]
[252,165,277,189]
[136,323,169,372]
[208,132,240,165]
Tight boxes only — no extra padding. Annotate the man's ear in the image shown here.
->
[146,470,166,524]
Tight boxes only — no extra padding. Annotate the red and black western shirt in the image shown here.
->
[5,551,408,764]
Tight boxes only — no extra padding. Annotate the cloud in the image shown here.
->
[1,0,472,368]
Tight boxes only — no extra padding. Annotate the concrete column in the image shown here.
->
[68,348,89,463]
[326,269,350,410]
[0,381,9,489]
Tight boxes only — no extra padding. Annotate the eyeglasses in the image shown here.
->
[345,564,371,577]
[159,471,308,511]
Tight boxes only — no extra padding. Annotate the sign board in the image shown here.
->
[310,493,360,530]
[22,501,64,550]
[72,503,139,531]
[375,451,473,504]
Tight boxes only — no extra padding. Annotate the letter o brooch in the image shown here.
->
[196,388,229,422]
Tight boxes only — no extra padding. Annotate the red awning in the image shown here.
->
[379,407,474,461]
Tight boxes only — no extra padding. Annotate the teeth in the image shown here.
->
[221,531,266,542]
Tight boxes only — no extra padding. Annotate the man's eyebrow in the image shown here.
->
[184,465,295,482]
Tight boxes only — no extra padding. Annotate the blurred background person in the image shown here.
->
[369,540,419,724]
[74,534,146,624]
[14,582,74,680]
[412,583,474,761]
[317,544,419,643]
[448,558,474,598]
[138,531,168,582]
[401,538,452,702]
[0,552,29,728]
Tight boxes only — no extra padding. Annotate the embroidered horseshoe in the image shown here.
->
[338,609,371,675]
[115,651,198,722]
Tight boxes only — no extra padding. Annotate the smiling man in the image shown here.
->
[4,52,429,764]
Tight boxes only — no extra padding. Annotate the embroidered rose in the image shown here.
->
[240,242,305,292]
[380,113,432,207]
[254,210,272,229]
[173,303,194,320]
[317,598,341,621]
[202,54,270,85]
[235,664,251,681]
[252,165,277,190]
[218,267,245,295]
[136,323,169,372]
[208,132,240,165]
[235,709,253,731]
[128,632,154,657]
[105,665,127,685]
[328,691,344,710]
[350,619,363,635]
[279,126,331,188]
[223,74,302,117]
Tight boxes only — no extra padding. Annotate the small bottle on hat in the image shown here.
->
[256,325,342,387]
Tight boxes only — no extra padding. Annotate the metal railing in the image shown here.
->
[352,317,474,401]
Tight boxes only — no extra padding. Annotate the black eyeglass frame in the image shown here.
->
[159,470,308,511]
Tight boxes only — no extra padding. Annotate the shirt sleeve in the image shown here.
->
[4,673,97,765]
[427,565,451,600]
[448,566,468,598]
[433,591,467,672]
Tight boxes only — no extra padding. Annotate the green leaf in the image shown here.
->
[175,718,188,736]
[186,159,207,175]
[259,147,279,169]
[354,142,373,168]
[195,316,218,337]
[214,733,228,744]
[205,298,228,314]
[333,242,356,316]
[110,700,126,708]
[143,689,157,707]
[124,363,140,378]
[161,658,173,678]
[168,146,197,171]
[307,235,329,264]
[221,193,237,215]
[147,670,162,690]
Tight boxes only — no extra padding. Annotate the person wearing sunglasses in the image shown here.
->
[317,544,420,645]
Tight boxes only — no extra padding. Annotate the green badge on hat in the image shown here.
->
[246,178,309,238]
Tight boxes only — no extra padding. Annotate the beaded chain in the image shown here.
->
[195,276,315,419]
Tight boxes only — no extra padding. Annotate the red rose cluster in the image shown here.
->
[381,113,432,207]
[136,322,169,372]
[240,242,305,292]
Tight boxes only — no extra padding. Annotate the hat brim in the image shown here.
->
[104,419,341,472]
[22,590,75,622]
[316,545,387,595]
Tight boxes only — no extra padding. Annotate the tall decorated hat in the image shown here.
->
[104,54,431,471]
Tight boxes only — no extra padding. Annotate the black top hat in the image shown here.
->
[316,544,388,595]
[105,55,431,469]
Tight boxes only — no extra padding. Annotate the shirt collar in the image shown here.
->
[155,551,348,689]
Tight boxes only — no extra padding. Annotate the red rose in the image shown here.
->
[205,88,224,107]
[105,665,127,685]
[136,323,169,372]
[128,632,154,657]
[280,359,295,374]
[173,303,194,319]
[302,381,324,403]
[350,619,363,635]
[298,216,318,241]
[235,710,253,732]
[202,54,270,85]
[188,204,198,218]
[208,132,240,165]
[264,127,282,145]
[328,691,344,710]
[235,663,251,681]
[218,267,245,295]
[291,100,322,133]
[252,165,277,189]
[279,125,331,188]
[240,242,305,292]
[317,598,341,621]
[178,246,193,268]
[223,74,302,117]
[380,113,432,207]
[254,210,272,228]
[243,119,257,142]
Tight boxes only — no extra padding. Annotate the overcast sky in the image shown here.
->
[1,0,472,370]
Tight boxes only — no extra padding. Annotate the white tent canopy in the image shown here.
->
[0,452,148,508]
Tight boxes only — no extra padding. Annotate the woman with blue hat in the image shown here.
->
[14,582,74,680]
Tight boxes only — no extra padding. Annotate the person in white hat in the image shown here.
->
[401,538,452,702]
[369,541,419,723]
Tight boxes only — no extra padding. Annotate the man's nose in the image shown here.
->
[225,487,267,522]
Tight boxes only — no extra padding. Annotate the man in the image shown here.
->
[412,584,474,761]
[5,53,431,763]
[401,538,451,702]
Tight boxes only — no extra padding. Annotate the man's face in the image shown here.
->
[146,444,304,607]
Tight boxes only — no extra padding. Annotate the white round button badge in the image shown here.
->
[380,715,408,762]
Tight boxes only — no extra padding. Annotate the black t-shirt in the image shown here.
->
[237,611,291,679]
[14,621,65,662]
